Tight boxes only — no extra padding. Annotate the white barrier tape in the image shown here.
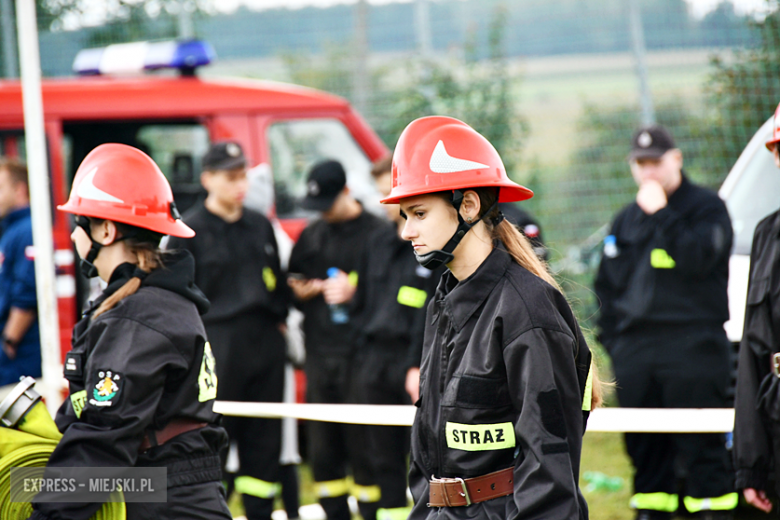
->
[213,402,736,433]
[214,401,417,426]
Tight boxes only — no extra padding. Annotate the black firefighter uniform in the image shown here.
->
[594,174,736,515]
[409,246,593,520]
[30,252,230,520]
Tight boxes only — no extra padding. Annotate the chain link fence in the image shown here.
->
[2,0,779,328]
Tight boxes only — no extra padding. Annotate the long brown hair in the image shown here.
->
[471,187,605,408]
[89,220,163,319]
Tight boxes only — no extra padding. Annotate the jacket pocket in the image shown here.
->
[757,373,780,422]
[446,375,511,409]
[747,277,771,306]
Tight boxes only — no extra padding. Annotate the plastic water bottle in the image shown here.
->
[327,267,349,324]
[583,471,624,493]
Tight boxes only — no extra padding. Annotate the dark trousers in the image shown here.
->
[306,352,377,520]
[611,325,735,502]
[352,347,411,509]
[125,481,232,519]
[207,312,285,520]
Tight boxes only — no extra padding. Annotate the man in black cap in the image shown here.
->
[288,160,384,520]
[167,141,290,520]
[594,125,736,520]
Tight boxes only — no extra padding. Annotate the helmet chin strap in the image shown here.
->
[414,190,502,270]
[75,217,134,279]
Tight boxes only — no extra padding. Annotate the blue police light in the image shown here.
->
[72,40,216,76]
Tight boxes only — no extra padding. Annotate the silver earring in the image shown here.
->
[467,217,473,223]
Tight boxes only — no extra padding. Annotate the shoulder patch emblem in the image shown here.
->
[88,370,122,407]
[198,341,218,402]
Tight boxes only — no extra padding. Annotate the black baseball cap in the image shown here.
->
[301,160,347,212]
[629,125,677,160]
[202,141,247,171]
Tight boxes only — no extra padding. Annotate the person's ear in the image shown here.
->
[97,220,119,246]
[200,171,213,191]
[671,149,683,169]
[459,190,482,223]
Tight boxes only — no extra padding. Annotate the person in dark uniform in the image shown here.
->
[287,160,384,520]
[498,202,548,261]
[30,144,231,520]
[733,101,780,515]
[344,155,444,519]
[167,141,289,520]
[383,116,596,520]
[594,125,736,520]
[0,157,40,387]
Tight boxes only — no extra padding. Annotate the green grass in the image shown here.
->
[580,432,635,520]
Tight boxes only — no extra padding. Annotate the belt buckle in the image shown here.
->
[455,478,472,506]
[773,353,780,377]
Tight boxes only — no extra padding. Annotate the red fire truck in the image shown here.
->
[0,40,389,363]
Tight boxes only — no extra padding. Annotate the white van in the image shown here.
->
[720,117,780,344]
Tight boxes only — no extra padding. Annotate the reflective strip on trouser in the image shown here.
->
[683,493,738,512]
[352,483,382,503]
[234,476,281,499]
[378,506,412,520]
[314,478,350,498]
[630,492,679,512]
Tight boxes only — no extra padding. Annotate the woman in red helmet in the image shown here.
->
[381,116,597,520]
[28,144,232,520]
[733,101,780,515]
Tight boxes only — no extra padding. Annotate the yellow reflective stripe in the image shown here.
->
[397,286,427,308]
[582,367,593,412]
[351,483,381,503]
[683,493,738,512]
[650,249,676,269]
[348,271,359,287]
[314,478,350,498]
[234,476,281,498]
[198,341,218,402]
[378,506,412,520]
[630,492,678,512]
[70,390,87,419]
[445,422,516,451]
[262,267,277,292]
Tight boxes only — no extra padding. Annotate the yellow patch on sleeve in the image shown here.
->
[445,422,516,451]
[650,249,676,269]
[262,267,277,292]
[70,390,87,419]
[198,342,218,402]
[397,286,427,308]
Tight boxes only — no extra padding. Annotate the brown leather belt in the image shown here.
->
[139,419,208,453]
[428,467,514,507]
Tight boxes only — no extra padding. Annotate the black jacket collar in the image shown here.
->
[435,244,511,332]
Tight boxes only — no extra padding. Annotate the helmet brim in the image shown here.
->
[57,202,195,238]
[381,182,533,205]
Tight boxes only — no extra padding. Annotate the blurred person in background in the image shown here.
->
[0,157,40,389]
[385,116,596,520]
[244,161,305,520]
[594,125,736,520]
[287,160,384,520]
[498,202,548,261]
[167,141,290,520]
[733,101,780,515]
[343,155,445,520]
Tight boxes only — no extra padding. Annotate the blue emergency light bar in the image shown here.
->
[72,40,216,76]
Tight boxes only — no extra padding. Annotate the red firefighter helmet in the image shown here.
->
[766,102,780,151]
[380,116,533,204]
[58,143,194,238]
